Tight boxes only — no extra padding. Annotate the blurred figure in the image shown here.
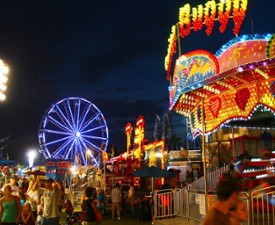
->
[20,176,29,194]
[97,189,105,215]
[26,180,40,218]
[227,164,240,178]
[127,182,135,216]
[41,178,61,225]
[81,187,100,225]
[21,202,35,225]
[111,183,122,220]
[64,199,79,225]
[261,148,271,159]
[202,176,241,225]
[179,182,185,189]
[250,178,270,197]
[0,184,22,225]
[9,175,20,196]
[37,196,44,225]
[229,199,248,225]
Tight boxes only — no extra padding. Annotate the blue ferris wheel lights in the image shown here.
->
[39,97,109,166]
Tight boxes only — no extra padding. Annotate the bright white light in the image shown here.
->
[0,75,8,84]
[28,150,36,168]
[1,65,9,75]
[76,131,81,137]
[155,152,163,158]
[0,60,9,75]
[0,92,6,101]
[86,149,94,157]
[237,67,244,72]
[0,83,7,91]
[70,165,77,174]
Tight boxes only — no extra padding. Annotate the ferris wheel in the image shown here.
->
[38,97,109,166]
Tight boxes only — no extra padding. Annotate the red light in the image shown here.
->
[156,180,162,186]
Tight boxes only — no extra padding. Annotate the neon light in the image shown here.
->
[164,25,177,79]
[232,0,248,35]
[218,0,231,33]
[192,5,204,32]
[179,4,191,38]
[178,0,248,37]
[166,0,248,77]
[204,0,216,36]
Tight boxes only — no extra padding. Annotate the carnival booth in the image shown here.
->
[45,158,73,181]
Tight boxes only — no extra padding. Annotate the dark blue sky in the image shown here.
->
[0,0,274,163]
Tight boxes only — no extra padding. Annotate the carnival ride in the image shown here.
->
[160,0,275,223]
[38,97,109,166]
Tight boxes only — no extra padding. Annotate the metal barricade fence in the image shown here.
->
[153,185,275,225]
[154,189,175,220]
[250,186,275,225]
[187,189,206,222]
[174,188,188,218]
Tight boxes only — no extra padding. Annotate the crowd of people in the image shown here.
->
[0,172,143,225]
[0,169,254,225]
[0,176,64,225]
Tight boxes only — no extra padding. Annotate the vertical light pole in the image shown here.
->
[28,150,36,169]
[0,59,9,101]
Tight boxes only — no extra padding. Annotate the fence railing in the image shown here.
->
[189,165,228,190]
[153,186,275,225]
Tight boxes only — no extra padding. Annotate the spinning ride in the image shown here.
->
[38,97,109,166]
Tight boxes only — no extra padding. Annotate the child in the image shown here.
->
[21,202,35,225]
[37,196,44,225]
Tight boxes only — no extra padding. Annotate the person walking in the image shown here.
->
[127,182,135,216]
[202,175,241,225]
[0,184,22,225]
[81,186,101,225]
[41,178,61,225]
[111,183,122,220]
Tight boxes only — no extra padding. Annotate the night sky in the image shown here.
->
[0,0,274,163]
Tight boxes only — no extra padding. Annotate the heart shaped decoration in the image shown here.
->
[235,88,250,111]
[209,97,222,118]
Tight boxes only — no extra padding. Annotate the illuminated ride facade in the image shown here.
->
[165,0,275,182]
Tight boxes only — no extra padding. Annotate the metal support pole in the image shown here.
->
[232,127,235,158]
[201,99,208,214]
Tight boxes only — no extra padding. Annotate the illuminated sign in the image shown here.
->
[165,0,248,79]
[179,0,247,37]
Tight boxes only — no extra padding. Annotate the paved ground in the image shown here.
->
[101,216,151,225]
[60,212,152,225]
[60,207,201,225]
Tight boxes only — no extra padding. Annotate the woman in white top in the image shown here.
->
[25,180,40,218]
